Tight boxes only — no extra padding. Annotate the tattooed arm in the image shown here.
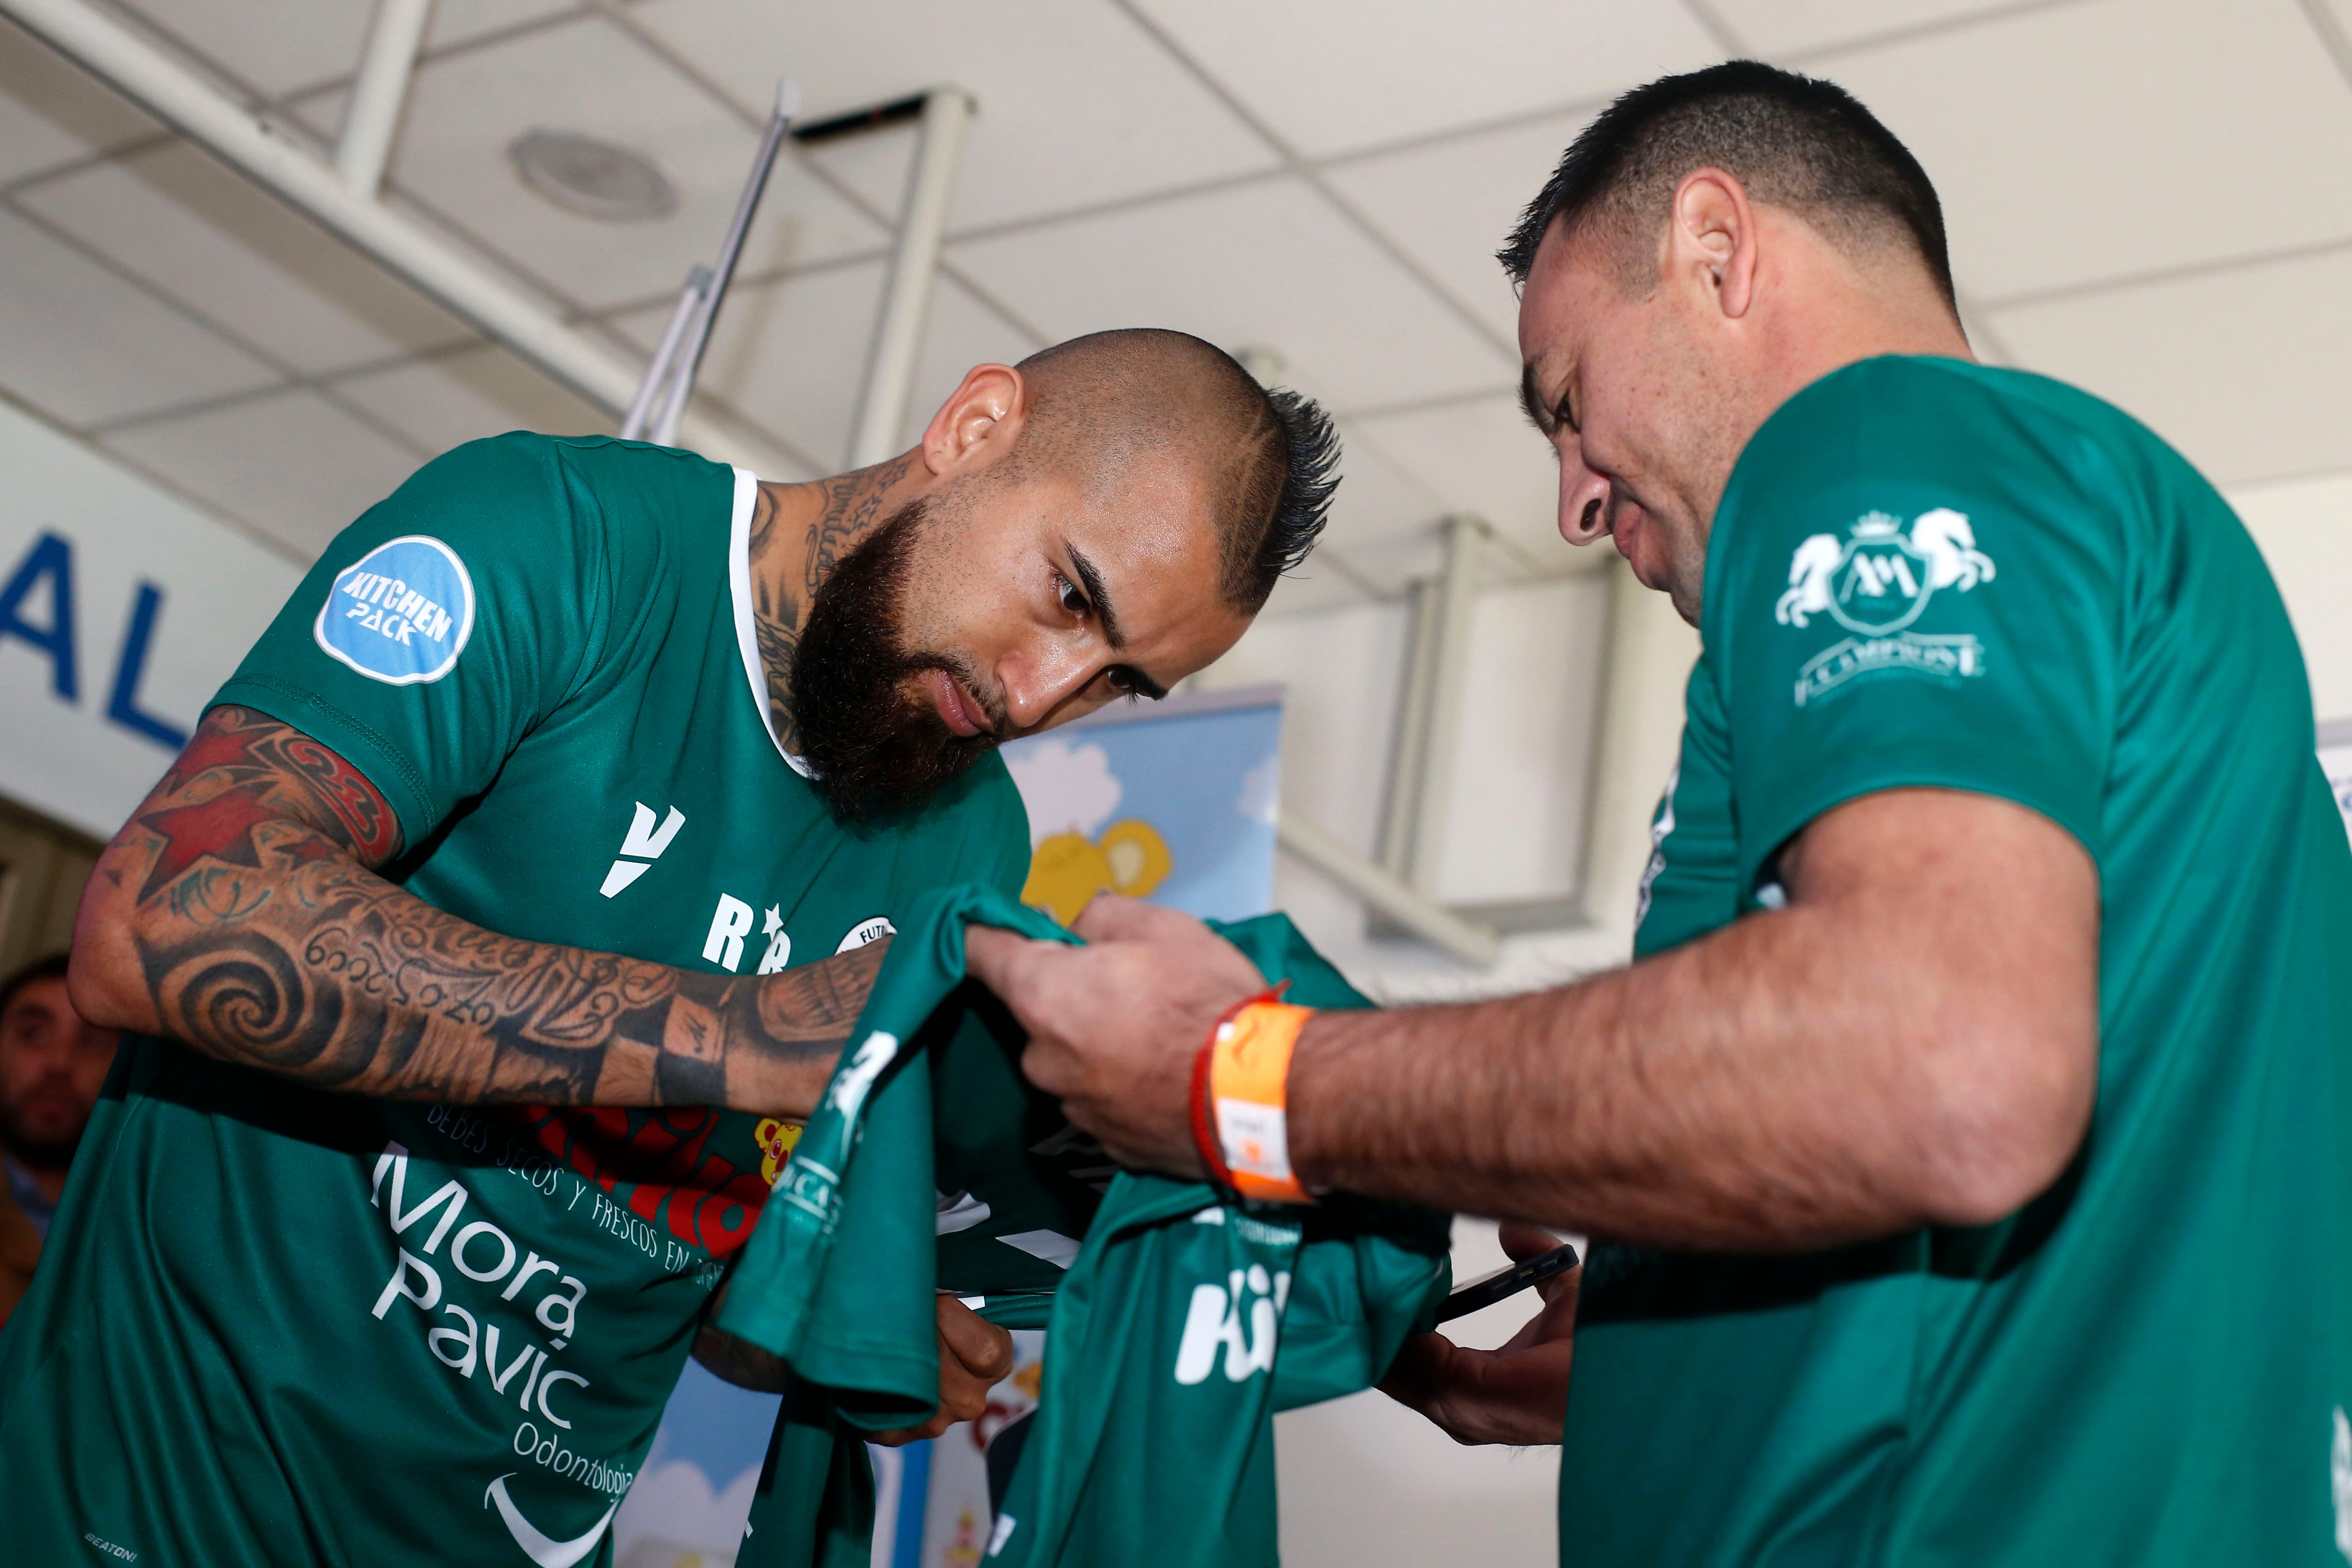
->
[68,705,876,1114]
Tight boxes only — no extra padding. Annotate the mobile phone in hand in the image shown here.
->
[1434,1242,1580,1324]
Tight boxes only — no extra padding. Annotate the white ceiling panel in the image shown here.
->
[0,16,160,186]
[1259,557,1376,615]
[0,200,277,423]
[114,0,370,96]
[103,387,424,557]
[333,342,605,458]
[1352,393,1580,567]
[1712,0,2057,56]
[1126,0,1717,158]
[1325,109,1591,342]
[948,176,1514,415]
[1322,418,1446,553]
[1988,246,2352,488]
[1825,0,2352,303]
[428,0,584,53]
[610,258,887,472]
[632,0,1275,232]
[893,275,1047,454]
[20,141,473,375]
[386,16,887,311]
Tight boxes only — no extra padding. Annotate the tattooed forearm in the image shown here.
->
[80,707,879,1116]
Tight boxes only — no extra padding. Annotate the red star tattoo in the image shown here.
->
[138,789,287,901]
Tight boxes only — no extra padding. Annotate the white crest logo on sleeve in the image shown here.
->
[1775,509,1996,706]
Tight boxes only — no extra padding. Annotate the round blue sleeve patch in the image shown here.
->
[312,534,477,685]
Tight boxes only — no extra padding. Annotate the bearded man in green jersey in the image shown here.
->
[972,65,2352,1567]
[1,327,1338,1568]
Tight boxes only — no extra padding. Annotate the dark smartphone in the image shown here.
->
[1434,1242,1580,1324]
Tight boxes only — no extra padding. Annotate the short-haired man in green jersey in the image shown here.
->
[1,328,1339,1568]
[970,65,2352,1566]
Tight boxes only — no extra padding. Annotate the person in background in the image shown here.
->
[0,953,119,1324]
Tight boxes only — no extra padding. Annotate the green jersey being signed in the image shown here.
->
[0,434,1029,1568]
[1562,358,2352,1566]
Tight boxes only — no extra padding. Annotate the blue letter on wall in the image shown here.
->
[107,583,188,751]
[0,531,77,700]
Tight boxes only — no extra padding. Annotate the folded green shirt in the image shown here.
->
[717,884,1452,1568]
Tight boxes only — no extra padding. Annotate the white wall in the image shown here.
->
[2226,471,2352,722]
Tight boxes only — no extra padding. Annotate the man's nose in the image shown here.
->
[1559,461,1613,547]
[998,647,1097,734]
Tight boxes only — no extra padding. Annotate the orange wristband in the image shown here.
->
[1208,999,1318,1205]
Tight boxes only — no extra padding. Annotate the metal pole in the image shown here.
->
[0,0,782,470]
[1277,809,1500,967]
[652,80,798,448]
[1405,514,1486,895]
[619,266,708,442]
[336,0,436,196]
[1377,573,1443,876]
[846,86,972,469]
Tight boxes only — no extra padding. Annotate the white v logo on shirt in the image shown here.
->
[484,1474,617,1568]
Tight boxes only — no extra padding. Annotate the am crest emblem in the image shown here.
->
[1774,508,1997,706]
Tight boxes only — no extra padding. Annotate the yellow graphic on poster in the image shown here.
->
[1021,818,1173,924]
[753,1117,802,1186]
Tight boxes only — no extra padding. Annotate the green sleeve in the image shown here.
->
[211,434,607,848]
[1708,361,2119,896]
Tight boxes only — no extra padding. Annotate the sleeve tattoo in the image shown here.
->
[114,706,877,1109]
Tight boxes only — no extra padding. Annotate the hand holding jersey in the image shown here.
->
[13,329,1345,1566]
[971,66,2352,1566]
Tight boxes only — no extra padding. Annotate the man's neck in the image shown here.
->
[745,453,918,750]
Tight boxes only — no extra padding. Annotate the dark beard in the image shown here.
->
[789,496,1000,821]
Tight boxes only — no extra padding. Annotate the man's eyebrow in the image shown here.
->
[1066,545,1126,650]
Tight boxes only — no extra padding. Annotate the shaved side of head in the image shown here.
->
[1004,329,1339,611]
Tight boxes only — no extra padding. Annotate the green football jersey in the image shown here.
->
[0,434,1030,1568]
[1561,358,2352,1565]
[713,884,1452,1568]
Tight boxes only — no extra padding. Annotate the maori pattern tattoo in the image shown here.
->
[749,453,914,751]
[107,706,880,1112]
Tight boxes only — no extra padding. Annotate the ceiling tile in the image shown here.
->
[19,140,473,375]
[103,387,423,558]
[1352,393,1578,567]
[1988,246,2352,488]
[114,0,370,96]
[609,258,887,472]
[428,0,583,52]
[1324,109,1591,343]
[0,201,278,424]
[1259,557,1376,615]
[1710,0,2050,56]
[0,16,161,186]
[893,276,1046,453]
[631,0,1276,232]
[1324,418,1446,554]
[947,177,1514,415]
[1125,0,1718,158]
[386,15,887,312]
[1823,0,2352,302]
[332,342,606,457]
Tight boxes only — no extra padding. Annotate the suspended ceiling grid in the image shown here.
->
[1,0,2350,609]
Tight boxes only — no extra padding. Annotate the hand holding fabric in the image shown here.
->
[966,894,1264,1179]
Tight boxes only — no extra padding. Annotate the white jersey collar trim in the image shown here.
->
[727,465,814,779]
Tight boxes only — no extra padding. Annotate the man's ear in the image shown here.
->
[920,363,1027,478]
[1668,168,1760,321]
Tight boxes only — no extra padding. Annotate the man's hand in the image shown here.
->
[873,1296,1017,1446]
[965,896,1265,1178]
[1381,1225,1579,1447]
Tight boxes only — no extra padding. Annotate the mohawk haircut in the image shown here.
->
[1011,329,1339,613]
[1498,60,1955,306]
